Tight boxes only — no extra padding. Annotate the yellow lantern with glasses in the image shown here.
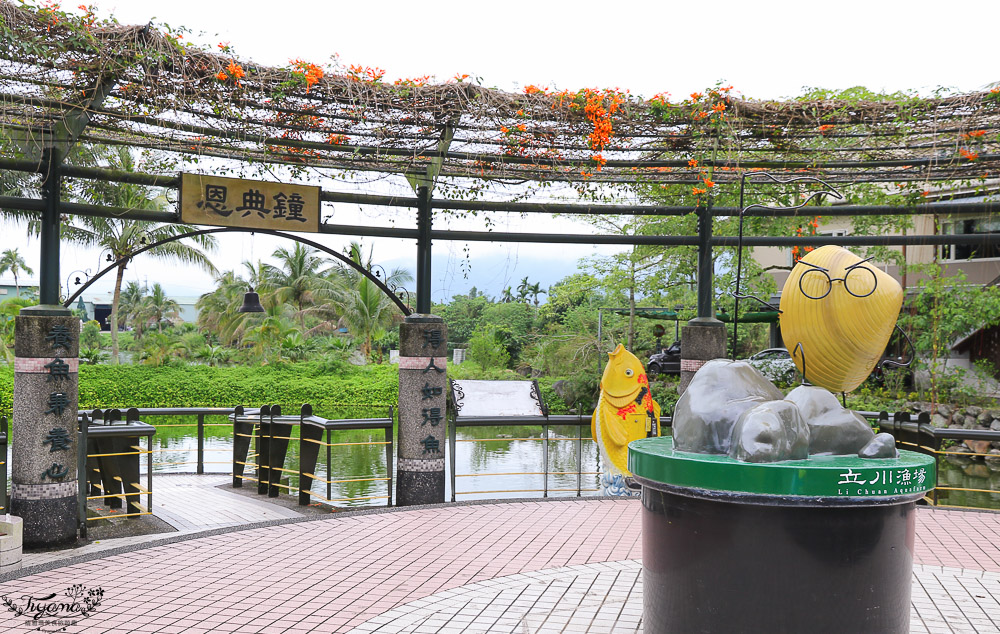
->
[778,245,903,393]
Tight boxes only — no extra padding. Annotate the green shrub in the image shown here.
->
[0,361,398,418]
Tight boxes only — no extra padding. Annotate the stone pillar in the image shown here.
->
[11,306,79,547]
[397,314,447,506]
[679,318,727,396]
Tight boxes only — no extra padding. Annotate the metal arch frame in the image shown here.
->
[62,227,412,316]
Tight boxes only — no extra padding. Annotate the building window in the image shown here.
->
[940,217,1000,261]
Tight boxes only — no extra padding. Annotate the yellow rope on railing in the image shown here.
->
[88,451,151,458]
[86,511,151,520]
[934,486,1000,495]
[86,491,145,500]
[301,474,389,485]
[303,493,389,504]
[458,437,543,443]
[455,489,545,494]
[299,437,390,447]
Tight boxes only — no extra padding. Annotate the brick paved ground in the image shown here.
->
[0,496,998,633]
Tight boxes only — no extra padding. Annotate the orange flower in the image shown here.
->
[500,126,509,134]
[692,187,707,195]
[921,190,930,197]
[687,159,698,168]
[712,102,726,113]
[818,124,835,134]
[226,60,245,80]
[215,71,228,81]
[453,73,470,82]
[960,148,979,161]
[690,92,703,101]
[703,179,715,188]
[991,88,1000,94]
[962,130,987,139]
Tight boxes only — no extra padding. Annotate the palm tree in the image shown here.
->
[500,286,514,303]
[516,276,531,303]
[262,243,326,331]
[118,281,146,337]
[319,242,412,359]
[528,282,546,308]
[0,249,33,297]
[142,282,180,333]
[62,147,217,363]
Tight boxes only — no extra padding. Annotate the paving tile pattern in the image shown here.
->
[348,561,1000,634]
[22,474,303,569]
[0,497,995,633]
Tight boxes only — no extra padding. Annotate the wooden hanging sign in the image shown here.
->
[179,173,321,232]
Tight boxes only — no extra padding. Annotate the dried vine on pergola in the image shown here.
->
[1,0,999,194]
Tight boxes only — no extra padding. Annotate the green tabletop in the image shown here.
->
[628,436,935,499]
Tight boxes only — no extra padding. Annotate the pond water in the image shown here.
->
[132,414,602,507]
[9,414,996,511]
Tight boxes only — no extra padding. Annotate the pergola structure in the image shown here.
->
[0,0,998,313]
[4,0,1000,542]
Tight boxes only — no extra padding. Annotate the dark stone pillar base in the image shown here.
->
[396,469,445,506]
[398,314,447,506]
[679,318,727,395]
[11,493,77,548]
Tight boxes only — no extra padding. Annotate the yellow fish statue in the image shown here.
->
[592,343,662,496]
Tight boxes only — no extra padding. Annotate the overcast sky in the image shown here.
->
[3,0,998,303]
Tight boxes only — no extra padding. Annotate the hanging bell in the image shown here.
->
[238,289,265,313]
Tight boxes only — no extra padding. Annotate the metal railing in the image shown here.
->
[449,411,628,502]
[0,416,6,513]
[83,407,236,474]
[232,404,395,507]
[877,411,1000,507]
[78,410,155,537]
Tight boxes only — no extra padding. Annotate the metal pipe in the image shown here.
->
[39,148,62,305]
[416,185,432,314]
[197,414,204,475]
[697,203,713,319]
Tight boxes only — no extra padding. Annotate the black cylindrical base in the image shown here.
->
[642,486,915,634]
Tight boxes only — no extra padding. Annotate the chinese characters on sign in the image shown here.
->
[43,463,68,480]
[421,382,442,400]
[421,407,442,426]
[422,357,445,374]
[420,435,441,454]
[836,467,928,496]
[44,357,70,382]
[41,323,75,480]
[422,329,443,351]
[43,427,71,452]
[180,173,321,232]
[45,324,73,350]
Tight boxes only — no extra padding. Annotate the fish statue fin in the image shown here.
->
[603,412,629,447]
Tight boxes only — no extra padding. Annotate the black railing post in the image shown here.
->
[39,147,63,306]
[385,406,394,507]
[416,185,432,314]
[77,414,89,539]
[197,414,205,474]
[326,429,332,503]
[0,416,6,511]
[696,201,713,320]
